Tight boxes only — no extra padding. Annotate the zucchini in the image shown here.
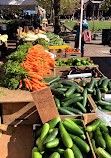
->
[64,148,75,158]
[58,107,76,115]
[76,102,87,113]
[62,96,83,107]
[59,122,73,148]
[32,151,42,158]
[65,85,76,97]
[61,93,81,102]
[95,128,106,149]
[49,152,60,158]
[82,89,87,107]
[70,134,90,153]
[48,117,61,129]
[85,119,102,132]
[46,138,59,148]
[104,133,111,154]
[96,88,101,101]
[63,118,84,136]
[43,128,58,145]
[72,144,83,158]
[63,107,83,115]
[54,97,61,108]
[96,147,111,158]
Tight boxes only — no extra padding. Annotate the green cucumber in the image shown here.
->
[70,134,90,153]
[64,148,75,158]
[95,128,106,149]
[51,88,65,97]
[82,89,87,107]
[50,83,63,89]
[59,122,73,148]
[36,128,42,138]
[32,151,42,158]
[80,134,86,140]
[96,88,101,101]
[49,152,60,158]
[65,85,76,97]
[40,123,49,140]
[43,128,58,145]
[71,119,83,125]
[98,106,110,112]
[60,80,74,86]
[100,88,108,93]
[104,105,111,111]
[72,144,83,158]
[48,77,60,84]
[94,78,98,88]
[81,80,86,87]
[46,138,59,148]
[108,81,111,90]
[62,96,83,107]
[58,107,76,115]
[85,119,102,132]
[91,139,96,154]
[87,88,94,94]
[89,131,93,139]
[88,77,95,90]
[63,118,84,136]
[63,107,83,115]
[101,78,109,90]
[48,117,61,129]
[98,100,111,106]
[100,125,109,134]
[104,133,111,154]
[54,97,61,108]
[61,93,81,102]
[98,77,107,86]
[49,148,64,155]
[96,147,111,158]
[56,87,68,91]
[76,102,87,113]
[75,87,82,93]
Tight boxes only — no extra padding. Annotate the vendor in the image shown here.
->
[33,10,44,30]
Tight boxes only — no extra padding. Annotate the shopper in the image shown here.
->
[33,10,43,30]
[73,20,89,57]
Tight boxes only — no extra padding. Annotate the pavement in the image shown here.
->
[48,26,111,78]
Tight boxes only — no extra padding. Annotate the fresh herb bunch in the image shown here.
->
[33,38,49,49]
[44,32,66,46]
[1,43,32,90]
[7,43,32,62]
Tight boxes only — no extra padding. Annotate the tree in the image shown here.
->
[101,0,111,12]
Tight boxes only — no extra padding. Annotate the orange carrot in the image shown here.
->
[19,80,23,88]
[23,78,32,90]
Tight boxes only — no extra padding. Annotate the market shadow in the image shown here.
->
[90,57,111,78]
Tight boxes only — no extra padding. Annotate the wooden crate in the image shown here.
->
[54,66,102,78]
[0,87,41,126]
[83,113,111,158]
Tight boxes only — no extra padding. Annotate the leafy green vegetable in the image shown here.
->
[33,38,49,49]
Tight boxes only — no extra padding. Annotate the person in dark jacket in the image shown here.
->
[73,20,89,57]
[33,10,43,30]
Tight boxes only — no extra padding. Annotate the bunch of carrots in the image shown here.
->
[19,44,55,91]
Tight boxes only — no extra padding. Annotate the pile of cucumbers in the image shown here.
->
[46,77,90,115]
[86,118,111,158]
[81,77,111,112]
[32,117,91,158]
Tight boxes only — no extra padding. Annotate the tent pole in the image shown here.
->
[79,0,84,54]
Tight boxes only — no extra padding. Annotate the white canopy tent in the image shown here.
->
[0,0,38,10]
